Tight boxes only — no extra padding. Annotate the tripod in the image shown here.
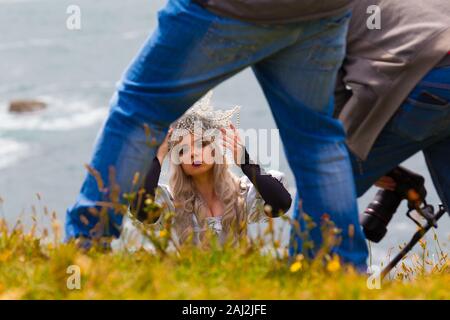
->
[381,204,448,279]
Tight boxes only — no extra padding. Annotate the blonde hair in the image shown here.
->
[169,159,246,244]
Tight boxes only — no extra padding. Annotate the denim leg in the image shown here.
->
[421,68,450,210]
[252,11,368,267]
[65,0,308,240]
[347,70,450,267]
[423,137,450,211]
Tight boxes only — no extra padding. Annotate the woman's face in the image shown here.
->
[174,133,216,177]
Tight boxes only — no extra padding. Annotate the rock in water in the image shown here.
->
[9,100,47,113]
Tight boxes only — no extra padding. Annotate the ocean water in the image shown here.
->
[1,0,448,266]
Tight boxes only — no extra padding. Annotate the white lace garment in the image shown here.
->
[114,170,288,251]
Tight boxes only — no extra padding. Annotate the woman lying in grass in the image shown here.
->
[124,92,292,248]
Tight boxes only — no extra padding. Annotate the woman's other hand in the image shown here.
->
[221,124,245,166]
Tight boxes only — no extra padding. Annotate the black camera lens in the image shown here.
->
[360,189,403,242]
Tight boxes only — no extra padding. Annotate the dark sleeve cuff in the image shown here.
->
[135,156,162,222]
[144,156,162,198]
[239,148,292,217]
[240,148,261,178]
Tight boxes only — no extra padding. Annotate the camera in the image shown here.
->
[360,166,427,242]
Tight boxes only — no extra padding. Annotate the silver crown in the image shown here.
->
[169,91,240,150]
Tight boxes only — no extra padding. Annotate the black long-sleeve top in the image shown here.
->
[135,149,292,222]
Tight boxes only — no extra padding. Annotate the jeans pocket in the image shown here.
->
[387,91,450,141]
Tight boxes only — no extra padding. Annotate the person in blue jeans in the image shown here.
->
[296,1,450,266]
[65,0,368,268]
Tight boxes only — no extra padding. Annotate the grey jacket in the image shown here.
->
[193,0,352,23]
[335,0,450,160]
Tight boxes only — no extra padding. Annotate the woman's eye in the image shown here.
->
[178,145,188,156]
[202,140,212,147]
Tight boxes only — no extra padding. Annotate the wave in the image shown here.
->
[0,0,43,5]
[0,138,30,170]
[0,38,57,51]
[121,30,148,40]
[0,96,108,131]
[0,30,148,52]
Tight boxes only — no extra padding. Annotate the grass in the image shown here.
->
[0,190,449,300]
[0,208,449,300]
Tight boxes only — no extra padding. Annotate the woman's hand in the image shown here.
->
[156,128,173,165]
[374,176,397,191]
[221,124,245,166]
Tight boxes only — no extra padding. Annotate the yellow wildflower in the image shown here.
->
[327,255,341,273]
[159,229,168,238]
[290,261,302,273]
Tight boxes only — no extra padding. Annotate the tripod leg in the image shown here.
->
[381,206,447,279]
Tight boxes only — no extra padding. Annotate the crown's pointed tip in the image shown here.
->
[200,90,214,104]
[205,90,214,98]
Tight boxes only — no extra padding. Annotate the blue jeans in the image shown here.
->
[351,66,450,210]
[65,0,367,267]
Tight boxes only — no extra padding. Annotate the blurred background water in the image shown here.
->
[1,0,448,266]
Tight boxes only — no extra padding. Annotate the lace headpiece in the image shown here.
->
[169,91,240,150]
